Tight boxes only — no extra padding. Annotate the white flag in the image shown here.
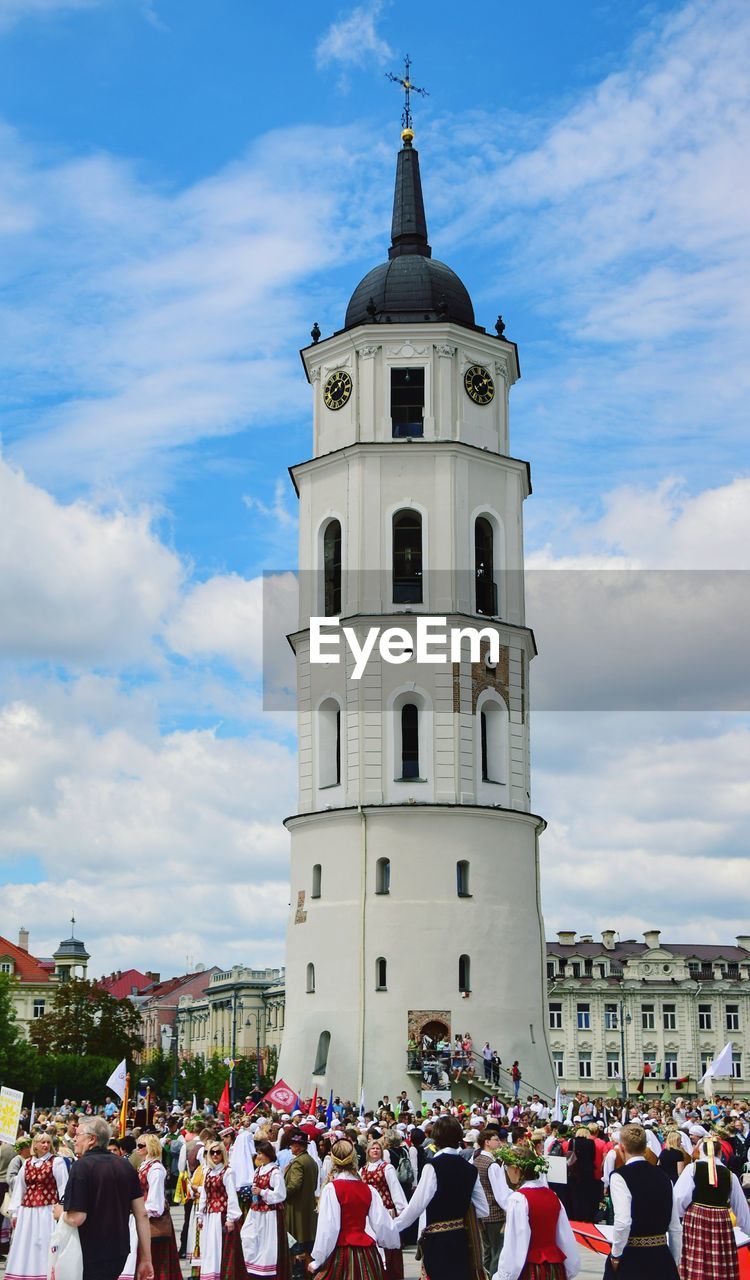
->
[359,1087,365,1117]
[699,1042,733,1086]
[106,1059,128,1101]
[551,1086,563,1123]
[193,1093,198,1114]
[565,1100,574,1126]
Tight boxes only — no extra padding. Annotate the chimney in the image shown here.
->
[736,936,750,952]
[18,927,29,951]
[557,931,576,946]
[601,929,617,951]
[643,929,661,950]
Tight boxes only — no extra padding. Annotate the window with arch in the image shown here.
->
[479,698,508,785]
[318,698,341,789]
[376,957,387,990]
[400,702,420,779]
[313,1030,330,1075]
[392,509,423,603]
[459,954,471,993]
[323,519,342,616]
[375,857,391,895]
[456,860,471,897]
[475,516,497,615]
[306,963,315,994]
[311,864,322,899]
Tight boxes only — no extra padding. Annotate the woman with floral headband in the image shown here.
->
[492,1143,580,1280]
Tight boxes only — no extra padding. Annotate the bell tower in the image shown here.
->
[277,116,554,1102]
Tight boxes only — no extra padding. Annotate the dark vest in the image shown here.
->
[694,1160,731,1207]
[614,1161,673,1237]
[425,1153,477,1225]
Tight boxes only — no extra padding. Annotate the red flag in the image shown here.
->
[217,1080,230,1122]
[307,1088,318,1117]
[262,1079,299,1113]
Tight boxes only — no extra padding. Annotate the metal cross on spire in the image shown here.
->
[386,54,428,137]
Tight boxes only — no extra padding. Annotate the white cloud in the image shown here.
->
[0,690,296,973]
[0,454,183,663]
[0,0,100,32]
[165,574,264,674]
[315,2,392,71]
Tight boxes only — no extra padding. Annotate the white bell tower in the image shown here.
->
[277,122,554,1102]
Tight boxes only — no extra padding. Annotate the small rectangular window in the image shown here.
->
[549,1003,563,1029]
[698,1003,712,1030]
[33,998,45,1018]
[576,1003,590,1030]
[391,367,425,437]
[665,1053,678,1079]
[578,1053,592,1079]
[663,1003,677,1031]
[727,1004,740,1031]
[552,1052,564,1078]
[642,1004,655,1030]
[604,1004,619,1030]
[606,1054,620,1079]
[732,1053,742,1079]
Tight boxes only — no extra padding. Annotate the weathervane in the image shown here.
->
[386,54,428,141]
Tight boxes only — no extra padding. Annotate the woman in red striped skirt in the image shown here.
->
[307,1140,400,1280]
[674,1138,750,1280]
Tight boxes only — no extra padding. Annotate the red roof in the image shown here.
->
[97,969,154,999]
[0,935,54,984]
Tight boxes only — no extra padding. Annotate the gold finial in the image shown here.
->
[386,54,428,143]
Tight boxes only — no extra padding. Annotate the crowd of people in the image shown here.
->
[1,1085,749,1280]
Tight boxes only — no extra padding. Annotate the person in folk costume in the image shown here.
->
[196,1138,245,1280]
[137,1133,182,1280]
[361,1138,407,1280]
[603,1123,681,1280]
[6,1131,68,1280]
[490,1143,580,1280]
[188,1148,207,1280]
[674,1135,750,1280]
[393,1115,489,1280]
[307,1139,399,1279]
[240,1139,290,1280]
[471,1127,506,1279]
[228,1120,256,1222]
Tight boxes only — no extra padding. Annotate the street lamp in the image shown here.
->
[619,1001,632,1102]
[245,1010,263,1088]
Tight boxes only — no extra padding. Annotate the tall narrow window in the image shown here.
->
[474,517,497,614]
[306,963,315,994]
[313,1031,330,1074]
[375,858,391,895]
[376,957,387,990]
[400,703,419,778]
[392,510,423,603]
[318,699,341,788]
[479,699,507,784]
[391,367,425,437]
[311,864,322,899]
[459,954,471,993]
[323,520,342,616]
[456,860,470,897]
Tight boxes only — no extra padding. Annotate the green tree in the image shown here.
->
[0,974,41,1094]
[29,979,144,1059]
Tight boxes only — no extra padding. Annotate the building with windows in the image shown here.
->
[547,930,750,1092]
[0,923,91,1036]
[277,116,554,1101]
[174,966,285,1077]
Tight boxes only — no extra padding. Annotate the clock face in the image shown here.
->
[323,369,353,411]
[464,364,495,406]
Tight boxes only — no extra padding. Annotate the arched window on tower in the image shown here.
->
[375,858,391,895]
[318,698,341,789]
[323,519,342,616]
[313,1030,330,1075]
[311,864,322,899]
[400,703,419,779]
[457,860,471,897]
[306,963,315,994]
[392,510,423,603]
[459,954,471,993]
[480,698,507,784]
[376,957,387,990]
[475,517,497,615]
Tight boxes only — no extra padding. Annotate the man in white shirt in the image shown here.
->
[605,1124,681,1279]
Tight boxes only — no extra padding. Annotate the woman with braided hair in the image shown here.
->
[307,1140,399,1278]
[492,1143,580,1280]
[674,1135,750,1280]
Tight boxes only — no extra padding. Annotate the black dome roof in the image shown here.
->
[343,138,475,332]
[345,255,474,329]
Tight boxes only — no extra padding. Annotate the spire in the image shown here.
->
[389,141,431,260]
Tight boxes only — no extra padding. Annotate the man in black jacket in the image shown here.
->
[605,1123,682,1279]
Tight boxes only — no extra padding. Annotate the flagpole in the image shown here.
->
[120,1073,130,1139]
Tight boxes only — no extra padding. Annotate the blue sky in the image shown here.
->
[0,0,748,976]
